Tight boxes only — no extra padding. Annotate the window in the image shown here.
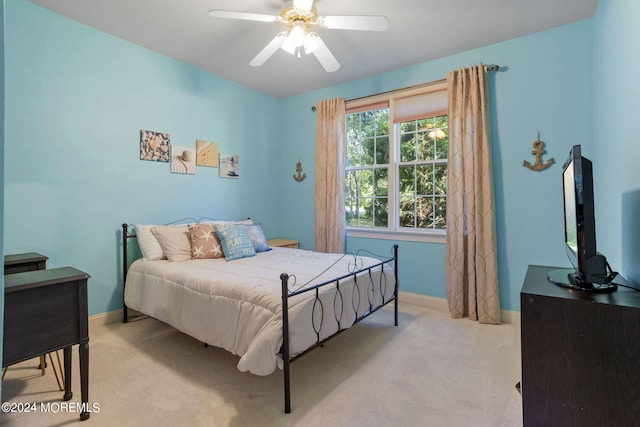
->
[344,84,448,239]
[345,108,390,228]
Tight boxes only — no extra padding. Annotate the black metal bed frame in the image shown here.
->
[121,223,399,413]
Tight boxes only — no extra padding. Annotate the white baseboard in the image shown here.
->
[399,291,449,312]
[399,291,520,325]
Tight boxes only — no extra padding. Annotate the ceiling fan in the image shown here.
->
[208,0,389,72]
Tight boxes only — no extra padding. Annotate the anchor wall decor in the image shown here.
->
[293,159,306,182]
[523,132,554,171]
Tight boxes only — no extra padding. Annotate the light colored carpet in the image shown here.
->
[1,304,522,426]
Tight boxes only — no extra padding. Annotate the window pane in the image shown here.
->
[360,199,373,226]
[361,111,376,138]
[435,130,448,160]
[359,169,374,197]
[399,165,415,195]
[376,110,389,135]
[345,170,358,199]
[434,196,447,229]
[435,115,448,160]
[399,196,415,227]
[345,198,359,226]
[400,133,415,162]
[401,120,416,133]
[417,118,431,130]
[434,164,447,195]
[416,196,434,229]
[376,136,389,164]
[374,198,388,227]
[347,114,361,137]
[362,138,375,165]
[435,115,448,128]
[416,164,433,195]
[374,169,388,196]
[346,132,360,167]
[417,131,435,161]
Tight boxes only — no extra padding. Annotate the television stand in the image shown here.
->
[521,265,640,426]
[547,268,617,293]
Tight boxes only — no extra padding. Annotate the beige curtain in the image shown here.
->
[314,97,346,253]
[445,65,501,324]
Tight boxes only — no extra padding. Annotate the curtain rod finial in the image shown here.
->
[311,106,316,112]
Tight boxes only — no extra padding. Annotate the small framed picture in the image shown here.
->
[219,154,239,178]
[140,130,170,162]
[170,145,196,175]
[196,140,219,167]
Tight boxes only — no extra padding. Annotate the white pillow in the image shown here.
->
[135,225,165,261]
[151,225,192,262]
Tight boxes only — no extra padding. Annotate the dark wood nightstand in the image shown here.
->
[3,267,91,421]
[4,252,48,275]
[268,239,299,249]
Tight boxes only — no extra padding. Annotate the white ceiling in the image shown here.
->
[26,0,598,98]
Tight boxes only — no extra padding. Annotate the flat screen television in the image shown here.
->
[547,144,617,292]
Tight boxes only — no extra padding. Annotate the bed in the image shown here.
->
[121,221,398,413]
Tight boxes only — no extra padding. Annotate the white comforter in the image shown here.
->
[124,247,395,375]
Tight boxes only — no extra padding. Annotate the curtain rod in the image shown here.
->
[311,64,501,111]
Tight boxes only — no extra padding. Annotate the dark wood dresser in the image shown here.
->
[520,265,640,427]
[3,267,91,421]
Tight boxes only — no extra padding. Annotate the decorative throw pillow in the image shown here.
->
[188,224,224,259]
[135,224,166,261]
[151,225,192,262]
[214,224,256,261]
[244,223,272,253]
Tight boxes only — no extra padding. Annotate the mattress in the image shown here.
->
[124,247,395,375]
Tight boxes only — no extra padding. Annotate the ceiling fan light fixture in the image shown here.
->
[209,1,389,72]
[281,20,306,55]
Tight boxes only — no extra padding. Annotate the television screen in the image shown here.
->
[548,144,615,292]
[563,162,578,257]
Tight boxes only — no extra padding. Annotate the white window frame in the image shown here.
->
[345,82,448,244]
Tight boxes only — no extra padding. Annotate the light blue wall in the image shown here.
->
[280,21,594,312]
[593,0,640,286]
[4,0,282,315]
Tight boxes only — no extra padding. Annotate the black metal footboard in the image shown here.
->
[279,244,399,413]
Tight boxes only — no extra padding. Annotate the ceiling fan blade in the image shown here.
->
[250,32,288,67]
[319,15,389,31]
[293,0,314,12]
[310,34,340,72]
[208,9,279,23]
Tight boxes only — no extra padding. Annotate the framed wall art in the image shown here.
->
[219,154,239,178]
[170,145,196,175]
[196,140,219,167]
[140,130,170,162]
